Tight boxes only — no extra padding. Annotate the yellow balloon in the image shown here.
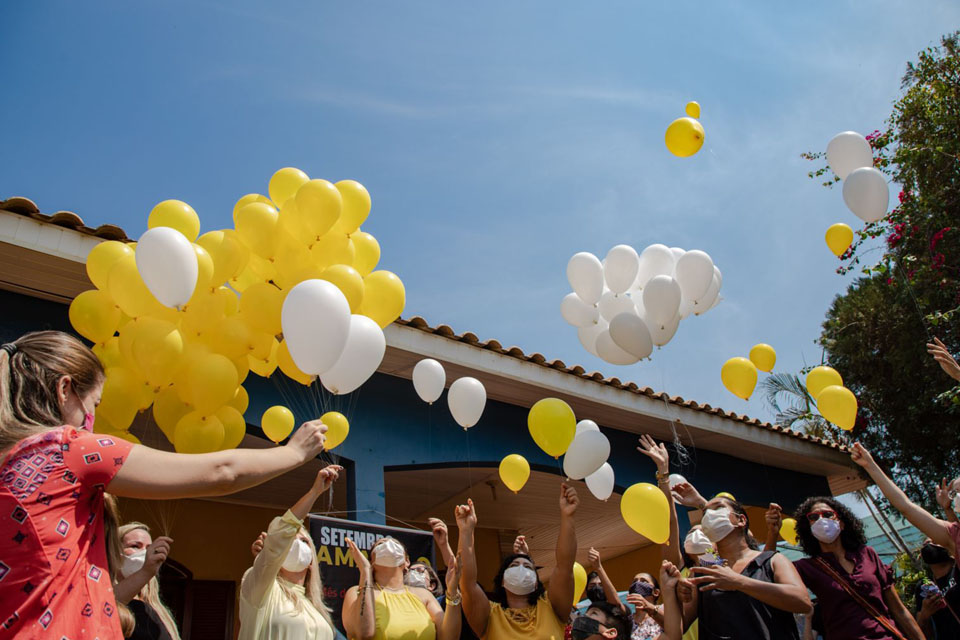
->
[277,340,314,385]
[714,492,737,502]
[310,231,355,271]
[86,241,134,290]
[191,243,215,299]
[174,412,225,454]
[232,354,250,384]
[527,398,576,458]
[92,413,116,434]
[572,561,587,606]
[825,223,854,257]
[780,517,799,545]
[186,353,239,415]
[685,101,701,119]
[230,266,263,293]
[334,180,371,234]
[320,264,365,312]
[748,343,776,373]
[93,336,123,370]
[205,315,253,360]
[498,454,530,493]
[198,230,249,287]
[230,385,250,414]
[249,338,279,378]
[262,405,295,442]
[148,200,200,242]
[99,367,149,429]
[359,270,405,329]
[721,357,758,400]
[239,282,284,336]
[181,286,235,339]
[269,167,310,209]
[129,318,184,388]
[247,253,279,282]
[806,366,843,401]
[278,198,310,241]
[69,290,121,344]
[217,405,247,449]
[665,117,705,157]
[320,411,350,450]
[234,202,280,258]
[152,386,192,442]
[817,385,858,430]
[296,179,342,238]
[107,254,163,319]
[351,231,381,276]
[274,233,316,289]
[620,483,669,544]
[233,193,273,219]
[111,430,142,445]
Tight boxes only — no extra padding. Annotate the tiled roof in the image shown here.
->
[1,196,845,452]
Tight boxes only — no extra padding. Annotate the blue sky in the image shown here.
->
[3,1,958,428]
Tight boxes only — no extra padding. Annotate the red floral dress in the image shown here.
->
[0,426,133,638]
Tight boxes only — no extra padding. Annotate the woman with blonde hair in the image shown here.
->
[0,330,328,638]
[240,465,343,640]
[116,521,180,639]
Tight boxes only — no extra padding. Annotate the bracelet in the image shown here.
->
[655,470,670,482]
[446,592,462,607]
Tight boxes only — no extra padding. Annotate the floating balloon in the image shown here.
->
[185,353,239,415]
[643,275,682,328]
[780,518,799,545]
[604,244,640,294]
[69,290,121,344]
[262,405,295,443]
[826,131,873,180]
[567,252,604,305]
[573,562,587,606]
[351,231,381,277]
[749,344,776,373]
[597,291,635,323]
[577,320,607,358]
[842,167,889,223]
[585,462,615,501]
[694,268,722,313]
[646,312,680,347]
[320,411,350,450]
[561,293,599,328]
[86,241,135,291]
[148,200,201,242]
[413,358,446,404]
[528,398,576,457]
[448,377,486,429]
[674,250,714,302]
[359,270,405,328]
[609,312,653,360]
[334,180,372,235]
[685,102,701,119]
[321,315,385,395]
[596,330,640,365]
[575,420,599,435]
[498,454,530,493]
[825,223,854,257]
[269,167,310,209]
[563,430,610,480]
[636,244,676,289]
[320,264,365,313]
[721,357,758,400]
[668,473,686,491]
[240,282,284,336]
[174,412,224,454]
[817,385,858,430]
[136,227,199,309]
[665,117,705,158]
[234,202,280,259]
[295,179,342,238]
[806,366,843,401]
[620,483,669,543]
[281,279,351,375]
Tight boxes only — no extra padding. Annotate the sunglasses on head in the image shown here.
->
[806,509,838,522]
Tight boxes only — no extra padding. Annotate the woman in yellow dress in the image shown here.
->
[342,532,462,640]
[455,483,579,640]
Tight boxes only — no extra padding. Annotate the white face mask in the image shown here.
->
[121,549,147,578]
[406,569,430,589]
[282,539,314,573]
[372,539,406,567]
[953,492,960,516]
[684,529,712,555]
[811,518,841,544]
[503,565,538,595]
[701,507,737,543]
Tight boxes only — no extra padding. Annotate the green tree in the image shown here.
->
[806,32,960,513]
[759,373,831,439]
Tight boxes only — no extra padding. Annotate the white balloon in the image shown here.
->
[668,473,687,490]
[412,358,446,404]
[842,167,889,223]
[448,377,486,429]
[598,290,637,322]
[694,269,721,314]
[135,227,198,309]
[603,245,640,294]
[281,279,351,375]
[642,275,682,327]
[576,419,600,435]
[561,293,599,328]
[826,131,873,180]
[669,247,686,265]
[645,312,680,347]
[567,252,604,305]
[609,312,653,359]
[636,244,676,289]
[321,315,385,395]
[563,430,610,480]
[674,250,715,302]
[678,298,695,320]
[596,330,640,365]
[585,462,615,501]
[577,320,607,357]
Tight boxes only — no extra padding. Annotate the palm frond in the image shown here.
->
[760,373,812,414]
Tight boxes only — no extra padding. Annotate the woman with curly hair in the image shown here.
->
[766,496,923,640]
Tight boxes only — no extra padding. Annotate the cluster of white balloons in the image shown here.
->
[567,420,616,501]
[412,358,488,429]
[826,131,889,224]
[563,244,722,365]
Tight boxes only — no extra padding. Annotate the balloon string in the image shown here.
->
[465,426,474,498]
[895,261,934,341]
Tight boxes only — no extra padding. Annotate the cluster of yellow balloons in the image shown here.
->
[806,366,858,430]
[665,102,705,158]
[69,167,399,452]
[720,343,777,400]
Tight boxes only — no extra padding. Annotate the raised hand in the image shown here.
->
[673,481,707,509]
[143,536,173,576]
[936,478,953,510]
[690,564,745,592]
[251,531,267,557]
[445,553,463,596]
[346,537,371,573]
[455,498,477,531]
[637,434,669,474]
[850,442,877,469]
[313,464,343,494]
[660,559,681,590]
[765,503,783,534]
[428,518,449,547]
[928,338,960,381]
[513,535,529,555]
[587,547,601,570]
[559,483,579,518]
[626,593,657,611]
[287,419,328,461]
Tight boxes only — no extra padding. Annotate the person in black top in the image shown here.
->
[915,538,960,639]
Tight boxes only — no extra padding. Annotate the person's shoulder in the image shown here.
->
[409,585,436,601]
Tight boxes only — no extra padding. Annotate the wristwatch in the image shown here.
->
[446,592,462,607]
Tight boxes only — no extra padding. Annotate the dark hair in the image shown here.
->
[409,561,443,599]
[587,601,632,639]
[587,571,600,583]
[492,553,544,607]
[713,496,760,549]
[794,496,867,557]
[633,571,660,592]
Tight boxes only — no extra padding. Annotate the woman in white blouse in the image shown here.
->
[239,465,343,640]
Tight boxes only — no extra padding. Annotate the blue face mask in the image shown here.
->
[629,580,655,598]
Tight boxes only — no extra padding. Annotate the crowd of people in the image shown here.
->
[1,329,960,639]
